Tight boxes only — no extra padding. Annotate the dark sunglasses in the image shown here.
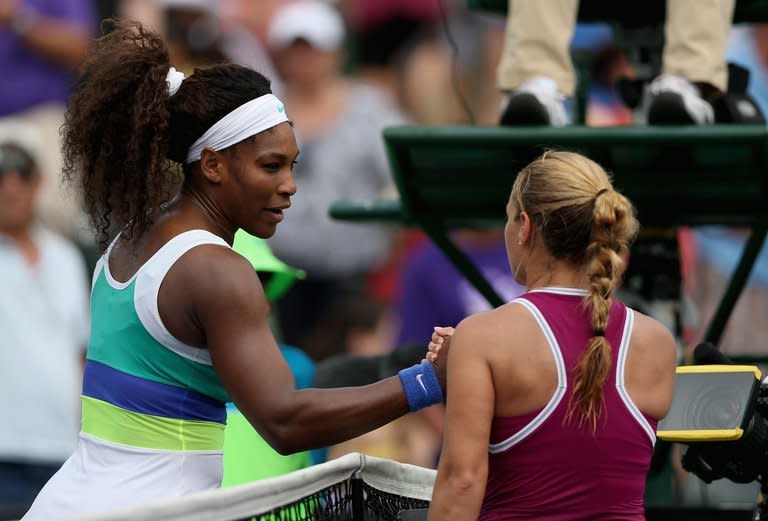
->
[0,146,36,181]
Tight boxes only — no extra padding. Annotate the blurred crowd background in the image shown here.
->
[5,0,768,517]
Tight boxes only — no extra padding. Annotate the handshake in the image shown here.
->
[312,325,456,401]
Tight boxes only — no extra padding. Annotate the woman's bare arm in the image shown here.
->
[180,248,435,454]
[625,312,678,420]
[428,314,495,521]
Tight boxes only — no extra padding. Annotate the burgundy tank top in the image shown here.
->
[479,287,658,521]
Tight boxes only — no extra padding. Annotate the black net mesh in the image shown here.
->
[243,479,354,521]
[362,482,430,521]
[232,477,429,521]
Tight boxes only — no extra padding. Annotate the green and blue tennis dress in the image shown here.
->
[23,230,232,520]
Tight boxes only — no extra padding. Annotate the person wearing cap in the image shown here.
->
[0,139,89,519]
[264,0,410,353]
[20,20,445,520]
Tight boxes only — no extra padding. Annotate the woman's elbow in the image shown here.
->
[270,439,300,456]
[442,467,487,496]
[258,423,307,455]
[240,396,310,454]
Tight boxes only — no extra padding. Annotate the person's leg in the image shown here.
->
[0,461,60,519]
[647,0,735,124]
[662,0,735,95]
[496,0,579,96]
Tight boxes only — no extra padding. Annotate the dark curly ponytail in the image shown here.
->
[62,19,178,250]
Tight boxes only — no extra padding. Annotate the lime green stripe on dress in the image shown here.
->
[81,396,225,451]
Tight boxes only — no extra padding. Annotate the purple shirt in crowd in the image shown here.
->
[395,234,524,345]
[0,0,95,116]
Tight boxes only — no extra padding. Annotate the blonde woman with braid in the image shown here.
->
[427,151,676,521]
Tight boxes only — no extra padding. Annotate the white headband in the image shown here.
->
[166,67,185,97]
[185,94,289,164]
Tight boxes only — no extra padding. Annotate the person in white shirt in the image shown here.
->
[0,139,89,520]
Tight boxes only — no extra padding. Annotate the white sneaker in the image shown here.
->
[646,75,714,125]
[500,76,570,126]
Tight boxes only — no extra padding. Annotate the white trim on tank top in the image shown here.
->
[528,286,589,296]
[615,309,657,446]
[99,230,229,366]
[102,232,134,290]
[488,297,568,454]
[91,256,105,293]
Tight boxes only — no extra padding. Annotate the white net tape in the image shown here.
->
[64,453,436,521]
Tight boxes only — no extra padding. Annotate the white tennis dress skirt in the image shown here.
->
[22,433,223,520]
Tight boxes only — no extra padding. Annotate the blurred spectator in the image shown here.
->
[340,0,508,125]
[264,0,409,350]
[340,0,442,101]
[585,43,636,126]
[308,291,395,361]
[162,1,226,69]
[0,136,89,520]
[396,229,525,346]
[217,0,286,96]
[0,0,95,241]
[113,0,163,33]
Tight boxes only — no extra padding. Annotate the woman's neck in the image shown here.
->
[524,259,586,292]
[179,189,235,244]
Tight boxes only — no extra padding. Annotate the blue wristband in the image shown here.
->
[398,362,443,412]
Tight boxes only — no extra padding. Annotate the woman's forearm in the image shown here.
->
[249,376,411,454]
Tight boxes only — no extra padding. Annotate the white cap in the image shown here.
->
[0,120,43,165]
[267,1,344,51]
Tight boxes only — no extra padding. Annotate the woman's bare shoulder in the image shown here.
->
[452,301,538,352]
[162,240,265,312]
[624,309,678,419]
[627,309,678,369]
[630,310,676,347]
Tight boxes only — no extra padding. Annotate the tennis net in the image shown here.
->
[68,453,435,521]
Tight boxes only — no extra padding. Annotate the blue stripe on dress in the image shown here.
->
[82,360,226,423]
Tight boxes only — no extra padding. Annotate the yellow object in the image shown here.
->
[675,364,762,379]
[657,364,762,443]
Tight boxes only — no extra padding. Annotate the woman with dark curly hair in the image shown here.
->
[21,20,446,520]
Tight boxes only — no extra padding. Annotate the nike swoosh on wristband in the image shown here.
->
[416,373,428,394]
